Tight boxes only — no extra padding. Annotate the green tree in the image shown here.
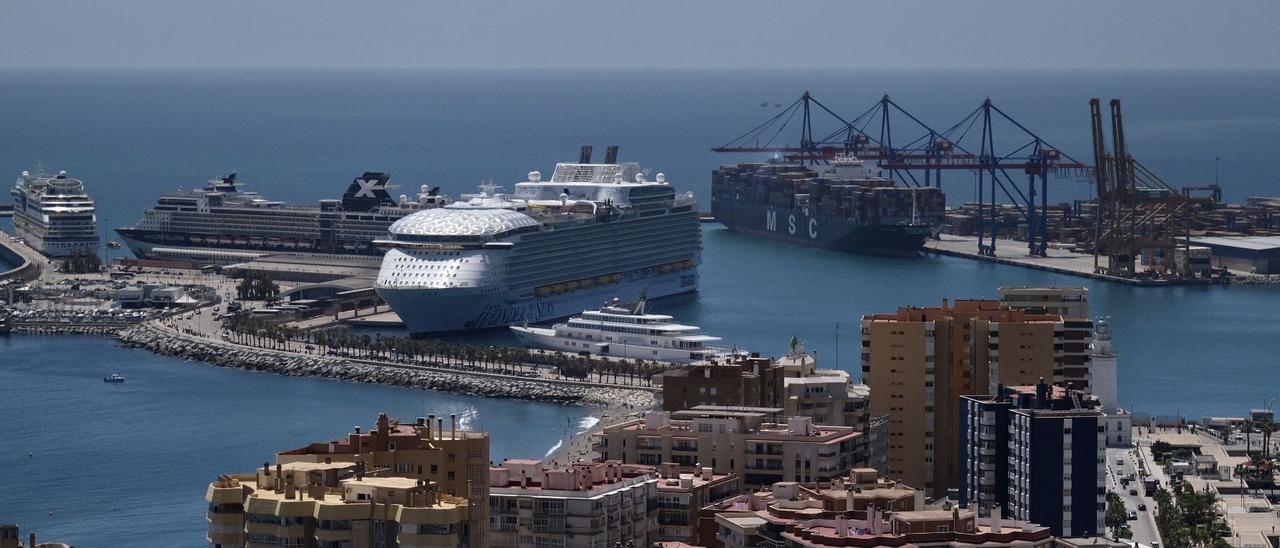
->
[1105,491,1133,539]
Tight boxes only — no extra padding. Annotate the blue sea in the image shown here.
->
[2,69,1280,546]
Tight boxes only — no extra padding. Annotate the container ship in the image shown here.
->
[116,172,449,265]
[711,155,945,256]
[374,146,701,334]
[10,168,100,258]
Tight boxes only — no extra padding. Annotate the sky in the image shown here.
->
[1,0,1278,71]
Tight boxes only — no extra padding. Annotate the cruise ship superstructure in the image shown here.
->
[10,168,100,258]
[375,147,701,334]
[510,298,724,363]
[116,172,449,265]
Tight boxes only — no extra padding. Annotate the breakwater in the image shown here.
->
[0,235,38,283]
[115,322,655,407]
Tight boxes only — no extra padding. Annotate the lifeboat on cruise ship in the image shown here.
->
[565,281,579,291]
[189,236,204,244]
[267,238,282,247]
[249,237,264,246]
[551,284,566,294]
[535,286,552,297]
[283,240,298,249]
[233,237,248,245]
[595,275,612,285]
[658,264,673,274]
[578,278,593,288]
[342,242,358,250]
[610,273,623,282]
[218,236,233,245]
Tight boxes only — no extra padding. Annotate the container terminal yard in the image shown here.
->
[713,92,1280,285]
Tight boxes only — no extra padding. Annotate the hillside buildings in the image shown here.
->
[658,345,888,472]
[959,382,1105,537]
[861,299,1064,496]
[209,413,490,547]
[595,406,869,489]
[205,461,472,547]
[487,459,661,548]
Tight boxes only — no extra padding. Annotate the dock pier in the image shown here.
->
[924,234,1215,286]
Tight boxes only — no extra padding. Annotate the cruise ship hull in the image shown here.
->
[712,199,934,257]
[117,228,382,265]
[377,270,697,335]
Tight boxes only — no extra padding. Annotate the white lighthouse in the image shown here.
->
[1090,317,1131,446]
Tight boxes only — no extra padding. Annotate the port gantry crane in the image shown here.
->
[713,91,1088,256]
[1088,98,1215,278]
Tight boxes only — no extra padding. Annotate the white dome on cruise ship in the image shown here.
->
[388,207,538,237]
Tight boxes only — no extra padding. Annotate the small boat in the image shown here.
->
[103,374,126,383]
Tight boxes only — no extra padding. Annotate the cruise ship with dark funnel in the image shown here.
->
[116,172,449,264]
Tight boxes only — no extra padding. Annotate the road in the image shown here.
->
[1107,445,1161,547]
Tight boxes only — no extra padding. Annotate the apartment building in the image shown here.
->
[659,354,784,411]
[695,468,920,547]
[487,459,659,548]
[595,407,868,489]
[272,413,490,546]
[0,526,73,548]
[205,461,471,547]
[861,299,1063,496]
[998,287,1094,390]
[649,462,741,543]
[960,382,1106,538]
[775,508,1053,548]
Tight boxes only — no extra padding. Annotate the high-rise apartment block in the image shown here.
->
[998,287,1094,390]
[861,299,1063,496]
[960,382,1105,538]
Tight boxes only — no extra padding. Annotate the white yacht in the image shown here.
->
[10,168,100,258]
[510,298,724,364]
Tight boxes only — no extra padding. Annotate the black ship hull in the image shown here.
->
[712,198,934,257]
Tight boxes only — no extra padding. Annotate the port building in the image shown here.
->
[1189,236,1280,274]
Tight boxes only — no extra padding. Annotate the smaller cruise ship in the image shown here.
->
[10,168,100,258]
[510,299,725,364]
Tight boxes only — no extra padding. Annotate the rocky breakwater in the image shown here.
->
[116,323,654,408]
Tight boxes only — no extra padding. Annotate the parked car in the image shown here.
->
[1138,504,1147,511]
[1129,488,1138,496]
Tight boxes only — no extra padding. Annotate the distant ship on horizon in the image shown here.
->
[116,171,449,265]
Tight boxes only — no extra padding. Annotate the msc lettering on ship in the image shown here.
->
[765,210,817,239]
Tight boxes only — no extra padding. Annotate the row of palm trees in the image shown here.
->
[222,313,668,386]
[1152,485,1232,548]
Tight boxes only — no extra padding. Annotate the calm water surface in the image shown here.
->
[2,70,1280,546]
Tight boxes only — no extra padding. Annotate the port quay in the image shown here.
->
[6,87,1280,547]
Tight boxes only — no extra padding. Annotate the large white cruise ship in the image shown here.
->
[375,147,701,334]
[510,298,725,363]
[116,172,449,265]
[10,168,100,258]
